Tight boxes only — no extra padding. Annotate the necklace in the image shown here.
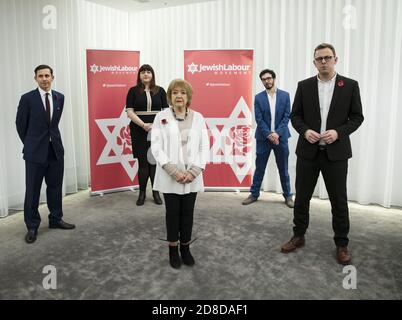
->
[171,107,188,121]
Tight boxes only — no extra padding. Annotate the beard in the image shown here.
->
[265,83,274,90]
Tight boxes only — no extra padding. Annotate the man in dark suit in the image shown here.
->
[243,69,294,208]
[281,44,364,264]
[16,65,75,244]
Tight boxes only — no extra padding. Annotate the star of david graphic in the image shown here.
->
[187,62,198,75]
[95,107,138,181]
[205,96,253,183]
[90,64,99,74]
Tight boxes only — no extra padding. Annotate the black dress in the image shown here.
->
[125,85,168,162]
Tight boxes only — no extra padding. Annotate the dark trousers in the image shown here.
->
[137,157,156,192]
[163,193,197,243]
[293,149,349,247]
[250,139,292,199]
[24,143,64,230]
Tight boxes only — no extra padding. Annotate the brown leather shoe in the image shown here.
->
[336,246,352,265]
[242,195,257,205]
[281,236,305,253]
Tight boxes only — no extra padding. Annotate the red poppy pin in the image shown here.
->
[337,80,344,87]
[161,119,168,125]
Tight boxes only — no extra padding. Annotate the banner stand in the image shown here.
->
[184,49,254,190]
[204,187,250,192]
[90,186,139,197]
[86,49,141,194]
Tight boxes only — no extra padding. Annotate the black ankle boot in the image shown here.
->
[136,190,146,206]
[169,245,181,269]
[152,191,163,205]
[180,243,195,266]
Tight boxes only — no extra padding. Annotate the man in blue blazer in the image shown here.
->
[16,65,75,244]
[243,69,294,208]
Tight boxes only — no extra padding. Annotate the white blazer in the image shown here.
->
[151,108,209,194]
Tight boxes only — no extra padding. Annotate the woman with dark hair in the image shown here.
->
[126,64,168,206]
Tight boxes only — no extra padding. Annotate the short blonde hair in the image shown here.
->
[166,79,193,107]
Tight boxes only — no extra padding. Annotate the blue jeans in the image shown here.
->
[250,139,292,199]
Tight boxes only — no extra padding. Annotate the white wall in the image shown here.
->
[0,0,89,217]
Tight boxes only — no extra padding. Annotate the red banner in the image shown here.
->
[86,50,140,193]
[184,50,254,189]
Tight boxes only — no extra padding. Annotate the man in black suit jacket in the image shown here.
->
[16,65,75,244]
[281,44,364,265]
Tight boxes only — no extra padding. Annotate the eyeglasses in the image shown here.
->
[314,56,334,63]
[261,77,273,82]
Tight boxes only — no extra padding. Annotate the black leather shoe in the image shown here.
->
[136,191,146,206]
[49,219,75,230]
[152,191,163,205]
[25,229,37,244]
[180,243,195,266]
[169,245,181,269]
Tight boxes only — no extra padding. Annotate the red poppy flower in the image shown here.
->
[337,80,344,87]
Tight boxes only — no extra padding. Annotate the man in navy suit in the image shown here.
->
[243,69,294,208]
[16,65,75,244]
[281,44,364,265]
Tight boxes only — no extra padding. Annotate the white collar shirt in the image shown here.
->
[317,73,336,145]
[266,88,277,132]
[38,87,53,122]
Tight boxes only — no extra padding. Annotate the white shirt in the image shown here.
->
[317,73,336,145]
[38,87,53,122]
[266,88,277,133]
[151,108,209,194]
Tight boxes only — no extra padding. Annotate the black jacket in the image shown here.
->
[291,74,364,161]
